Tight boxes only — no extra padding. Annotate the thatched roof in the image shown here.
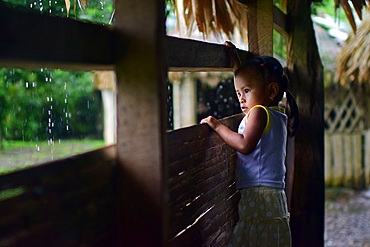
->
[335,9,370,85]
[173,0,249,40]
[334,0,369,32]
[171,0,369,41]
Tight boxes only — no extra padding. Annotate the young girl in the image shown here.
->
[201,41,299,247]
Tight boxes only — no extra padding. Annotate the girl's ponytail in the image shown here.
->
[285,90,299,137]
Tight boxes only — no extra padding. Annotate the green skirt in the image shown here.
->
[228,186,291,247]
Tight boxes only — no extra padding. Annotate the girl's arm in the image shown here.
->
[201,107,267,155]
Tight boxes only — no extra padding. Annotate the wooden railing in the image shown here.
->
[0,146,117,246]
[168,114,243,246]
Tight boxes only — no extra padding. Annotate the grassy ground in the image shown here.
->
[0,139,105,175]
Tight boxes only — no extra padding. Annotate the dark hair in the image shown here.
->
[235,56,299,137]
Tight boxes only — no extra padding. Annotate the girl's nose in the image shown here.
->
[239,96,245,103]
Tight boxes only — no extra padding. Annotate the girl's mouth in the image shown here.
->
[241,107,248,113]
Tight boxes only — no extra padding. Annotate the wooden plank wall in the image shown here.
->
[325,132,368,189]
[167,114,243,247]
[0,146,117,247]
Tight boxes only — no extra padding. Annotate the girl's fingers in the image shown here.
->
[224,41,241,72]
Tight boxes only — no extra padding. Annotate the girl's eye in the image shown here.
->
[244,89,250,93]
[236,92,241,97]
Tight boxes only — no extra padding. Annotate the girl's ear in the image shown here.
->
[268,82,280,101]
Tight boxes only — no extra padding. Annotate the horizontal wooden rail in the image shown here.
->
[0,3,257,72]
[167,114,243,246]
[0,145,116,190]
[0,2,115,71]
[0,145,117,246]
[273,6,288,37]
[167,36,255,72]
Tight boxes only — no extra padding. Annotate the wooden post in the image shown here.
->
[332,134,344,186]
[286,0,324,246]
[353,134,364,189]
[246,0,273,56]
[172,73,197,129]
[343,134,353,187]
[365,130,370,186]
[324,133,332,186]
[114,1,168,246]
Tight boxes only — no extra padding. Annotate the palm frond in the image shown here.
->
[176,0,248,41]
[335,0,370,32]
[335,9,370,84]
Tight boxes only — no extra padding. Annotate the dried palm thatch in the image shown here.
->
[334,0,370,32]
[335,9,370,85]
[173,0,249,40]
[64,0,88,16]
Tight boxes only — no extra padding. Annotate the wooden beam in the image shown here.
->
[286,0,325,246]
[246,0,273,56]
[114,0,168,246]
[167,36,255,72]
[0,2,114,71]
[273,5,289,37]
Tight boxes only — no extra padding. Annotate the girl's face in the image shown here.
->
[234,68,272,114]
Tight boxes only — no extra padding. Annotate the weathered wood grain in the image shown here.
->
[0,146,117,247]
[246,0,273,56]
[0,2,114,71]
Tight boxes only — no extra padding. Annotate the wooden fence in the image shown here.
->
[0,115,242,247]
[324,87,370,189]
[325,131,370,189]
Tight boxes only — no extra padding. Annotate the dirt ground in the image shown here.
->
[325,188,370,247]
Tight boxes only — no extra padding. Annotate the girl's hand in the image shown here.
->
[224,41,241,73]
[200,116,220,130]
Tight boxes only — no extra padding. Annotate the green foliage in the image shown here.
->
[0,139,105,174]
[312,0,349,24]
[273,30,287,60]
[0,68,103,141]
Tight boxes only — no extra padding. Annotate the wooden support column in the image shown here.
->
[173,74,197,129]
[114,1,168,246]
[246,0,273,56]
[286,0,324,246]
